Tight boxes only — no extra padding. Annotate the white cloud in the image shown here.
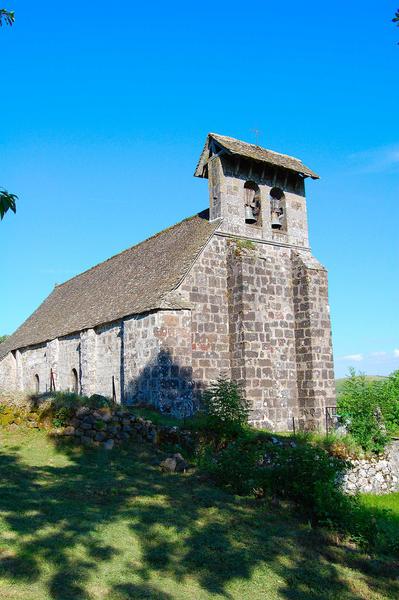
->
[394,349,399,358]
[348,144,399,174]
[339,354,364,362]
[371,351,387,357]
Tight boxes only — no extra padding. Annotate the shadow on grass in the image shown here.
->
[0,431,398,600]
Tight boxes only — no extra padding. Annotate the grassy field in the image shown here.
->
[361,492,399,516]
[359,492,399,554]
[0,429,398,600]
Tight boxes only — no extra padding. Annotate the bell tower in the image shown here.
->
[194,133,319,249]
[194,133,335,432]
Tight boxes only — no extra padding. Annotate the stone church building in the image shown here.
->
[0,134,336,430]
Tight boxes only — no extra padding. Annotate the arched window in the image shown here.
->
[34,374,40,394]
[270,187,286,231]
[71,368,79,394]
[244,181,261,225]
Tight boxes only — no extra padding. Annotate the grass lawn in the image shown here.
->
[360,492,399,516]
[0,429,398,600]
[359,492,399,555]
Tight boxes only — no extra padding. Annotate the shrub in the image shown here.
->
[337,369,398,453]
[202,435,351,524]
[52,407,72,428]
[259,443,350,524]
[378,370,399,435]
[202,378,249,437]
[199,436,263,495]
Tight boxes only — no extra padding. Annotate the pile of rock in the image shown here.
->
[160,452,190,473]
[57,407,156,449]
[343,443,399,494]
[56,406,196,452]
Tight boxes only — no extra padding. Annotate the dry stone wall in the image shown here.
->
[343,442,399,495]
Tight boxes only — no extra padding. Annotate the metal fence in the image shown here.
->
[325,405,338,433]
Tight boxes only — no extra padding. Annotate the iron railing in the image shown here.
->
[325,405,338,433]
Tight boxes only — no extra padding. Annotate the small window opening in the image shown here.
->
[71,368,79,394]
[34,374,40,394]
[244,181,261,225]
[270,187,285,231]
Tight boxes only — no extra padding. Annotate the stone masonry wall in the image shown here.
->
[207,155,310,248]
[95,322,122,402]
[343,441,399,495]
[20,345,48,392]
[123,310,193,416]
[0,233,335,430]
[179,236,231,402]
[226,242,299,431]
[177,233,335,430]
[57,336,79,391]
[292,251,336,430]
[123,313,161,405]
[80,328,97,397]
[0,352,16,390]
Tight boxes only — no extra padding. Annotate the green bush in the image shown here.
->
[202,378,249,437]
[201,434,396,554]
[199,435,263,495]
[202,435,352,525]
[378,370,399,435]
[337,369,399,452]
[52,407,72,428]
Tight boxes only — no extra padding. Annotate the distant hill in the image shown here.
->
[335,375,388,398]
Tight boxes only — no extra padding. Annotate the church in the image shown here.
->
[0,133,336,431]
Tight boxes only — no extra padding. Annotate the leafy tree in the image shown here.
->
[0,9,17,220]
[394,8,399,43]
[337,368,399,453]
[0,190,17,220]
[0,8,14,26]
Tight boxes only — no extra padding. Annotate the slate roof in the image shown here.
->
[0,211,219,358]
[195,133,319,179]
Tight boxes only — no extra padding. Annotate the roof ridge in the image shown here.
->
[55,211,205,290]
[209,132,303,164]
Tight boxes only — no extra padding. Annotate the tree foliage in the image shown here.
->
[337,368,399,453]
[0,9,17,220]
[0,8,14,26]
[0,190,17,220]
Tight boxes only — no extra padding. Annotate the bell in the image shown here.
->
[271,212,282,229]
[245,205,257,224]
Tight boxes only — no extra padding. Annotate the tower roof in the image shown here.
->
[194,133,319,180]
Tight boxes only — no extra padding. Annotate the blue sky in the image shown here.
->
[1,1,398,378]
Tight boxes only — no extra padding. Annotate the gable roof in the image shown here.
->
[194,133,319,179]
[0,211,219,359]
